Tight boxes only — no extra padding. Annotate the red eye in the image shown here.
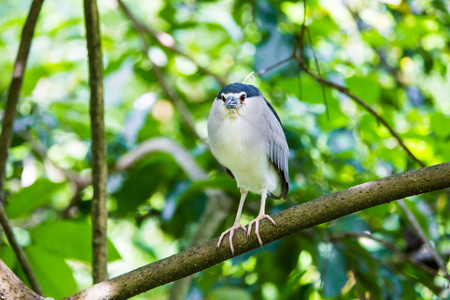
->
[221,96,225,102]
[240,94,246,101]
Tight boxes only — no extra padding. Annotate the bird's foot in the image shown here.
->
[247,214,277,248]
[217,223,247,256]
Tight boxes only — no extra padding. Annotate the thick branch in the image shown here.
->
[64,162,450,300]
[84,0,108,283]
[0,259,44,300]
[115,137,232,300]
[0,0,44,295]
[115,138,205,179]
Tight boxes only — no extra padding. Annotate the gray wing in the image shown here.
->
[264,99,289,199]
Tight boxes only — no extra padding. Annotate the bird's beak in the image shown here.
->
[224,96,239,109]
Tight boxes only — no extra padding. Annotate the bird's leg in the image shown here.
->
[247,186,277,248]
[217,188,248,256]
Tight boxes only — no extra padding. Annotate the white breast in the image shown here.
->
[208,111,280,196]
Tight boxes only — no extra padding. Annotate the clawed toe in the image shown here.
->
[217,224,247,256]
[247,214,277,248]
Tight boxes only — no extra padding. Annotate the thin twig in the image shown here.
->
[117,0,206,145]
[343,4,449,280]
[84,0,108,283]
[0,205,43,296]
[0,0,45,295]
[398,200,450,280]
[333,232,440,278]
[296,58,426,168]
[254,55,295,77]
[116,0,226,85]
[64,162,450,300]
[306,27,329,120]
[253,0,427,169]
[337,238,442,294]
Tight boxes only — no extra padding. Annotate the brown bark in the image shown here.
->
[83,0,108,283]
[64,162,450,300]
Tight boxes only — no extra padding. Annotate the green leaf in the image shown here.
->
[30,221,121,262]
[299,76,333,104]
[430,112,450,138]
[346,76,381,104]
[6,179,65,219]
[322,247,348,297]
[209,286,252,300]
[0,245,17,270]
[317,97,349,131]
[25,246,77,299]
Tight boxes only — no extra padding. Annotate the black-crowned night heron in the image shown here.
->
[208,82,289,255]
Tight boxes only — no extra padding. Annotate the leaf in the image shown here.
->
[209,286,252,300]
[0,245,17,270]
[30,221,121,262]
[174,174,239,207]
[25,246,77,299]
[346,76,381,105]
[6,179,65,219]
[255,1,296,78]
[430,112,450,138]
[321,246,348,297]
[328,128,356,153]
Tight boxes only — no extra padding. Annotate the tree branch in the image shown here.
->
[332,232,440,278]
[64,162,450,300]
[0,0,44,295]
[83,0,108,283]
[0,259,44,300]
[116,0,226,85]
[253,1,426,169]
[397,200,450,280]
[295,58,426,168]
[115,138,205,179]
[114,137,233,300]
[117,0,206,145]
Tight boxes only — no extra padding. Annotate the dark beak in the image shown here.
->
[224,96,239,109]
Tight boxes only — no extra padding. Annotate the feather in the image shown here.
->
[264,98,289,199]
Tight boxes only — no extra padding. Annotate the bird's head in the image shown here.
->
[215,83,262,118]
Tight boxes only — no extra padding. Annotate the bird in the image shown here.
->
[207,82,289,255]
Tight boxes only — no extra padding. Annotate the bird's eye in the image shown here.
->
[240,94,246,101]
[221,95,225,102]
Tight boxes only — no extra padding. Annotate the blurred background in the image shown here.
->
[0,0,449,299]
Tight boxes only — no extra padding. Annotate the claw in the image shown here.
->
[217,224,247,256]
[247,214,277,248]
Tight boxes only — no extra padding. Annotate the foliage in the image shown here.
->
[0,0,449,299]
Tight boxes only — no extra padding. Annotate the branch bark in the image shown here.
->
[0,259,44,300]
[64,162,450,300]
[115,137,233,300]
[83,0,108,283]
[0,0,44,295]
